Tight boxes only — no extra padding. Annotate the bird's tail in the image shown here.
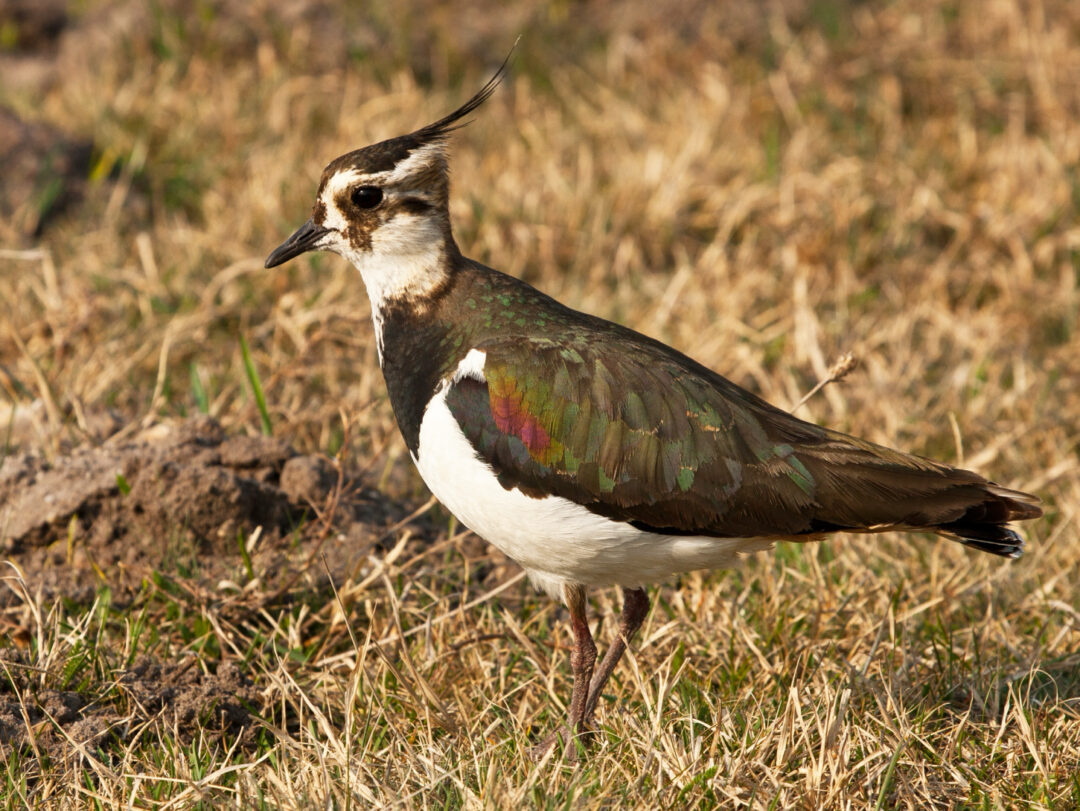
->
[931,483,1042,558]
[794,432,1042,558]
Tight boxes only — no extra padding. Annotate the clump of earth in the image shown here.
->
[0,414,414,606]
[0,414,430,762]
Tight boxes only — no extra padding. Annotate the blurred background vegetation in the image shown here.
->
[1,0,1078,806]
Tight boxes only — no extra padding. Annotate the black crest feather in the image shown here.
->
[318,44,516,179]
[409,46,515,145]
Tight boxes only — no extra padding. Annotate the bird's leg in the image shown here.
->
[531,583,596,761]
[583,586,649,721]
[564,583,597,733]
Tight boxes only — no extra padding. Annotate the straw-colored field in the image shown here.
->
[2,0,1078,807]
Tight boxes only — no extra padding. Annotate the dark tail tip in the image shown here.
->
[940,484,1041,559]
[956,529,1025,559]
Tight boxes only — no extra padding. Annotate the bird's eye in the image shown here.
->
[351,185,383,209]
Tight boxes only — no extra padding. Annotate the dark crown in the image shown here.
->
[320,55,510,181]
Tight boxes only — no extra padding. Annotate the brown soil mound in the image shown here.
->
[0,415,412,606]
[0,415,428,761]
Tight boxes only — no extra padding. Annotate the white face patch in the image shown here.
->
[318,169,363,233]
[316,142,447,233]
[340,210,446,303]
[319,208,447,365]
[383,142,447,185]
[313,142,452,364]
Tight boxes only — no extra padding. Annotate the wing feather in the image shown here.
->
[442,334,1038,550]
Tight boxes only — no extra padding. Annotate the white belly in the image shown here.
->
[412,352,771,600]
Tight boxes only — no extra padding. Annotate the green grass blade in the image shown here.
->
[189,362,209,414]
[239,333,272,436]
[237,528,254,580]
[1,402,14,472]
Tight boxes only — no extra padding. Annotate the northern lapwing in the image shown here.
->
[265,65,1042,758]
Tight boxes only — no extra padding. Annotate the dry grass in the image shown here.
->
[2,0,1080,807]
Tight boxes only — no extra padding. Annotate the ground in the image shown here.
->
[0,0,1079,808]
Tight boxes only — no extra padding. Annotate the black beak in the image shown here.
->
[265,218,331,268]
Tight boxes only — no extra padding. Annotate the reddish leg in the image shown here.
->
[531,586,649,761]
[564,583,597,732]
[531,583,596,760]
[584,586,649,720]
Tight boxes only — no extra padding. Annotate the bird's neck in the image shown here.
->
[345,220,460,362]
[372,264,471,457]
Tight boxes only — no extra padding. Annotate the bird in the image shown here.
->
[265,63,1042,758]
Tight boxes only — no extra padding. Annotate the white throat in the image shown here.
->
[339,216,448,364]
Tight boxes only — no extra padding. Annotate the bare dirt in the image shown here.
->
[1,415,414,606]
[0,415,427,760]
[0,651,261,764]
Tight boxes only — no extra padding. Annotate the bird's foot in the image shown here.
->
[529,721,594,763]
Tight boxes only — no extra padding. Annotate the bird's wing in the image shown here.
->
[442,333,1028,541]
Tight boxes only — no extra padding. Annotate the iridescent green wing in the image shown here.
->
[444,332,1015,540]
[444,335,878,536]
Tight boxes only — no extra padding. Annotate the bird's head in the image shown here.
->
[265,62,506,309]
